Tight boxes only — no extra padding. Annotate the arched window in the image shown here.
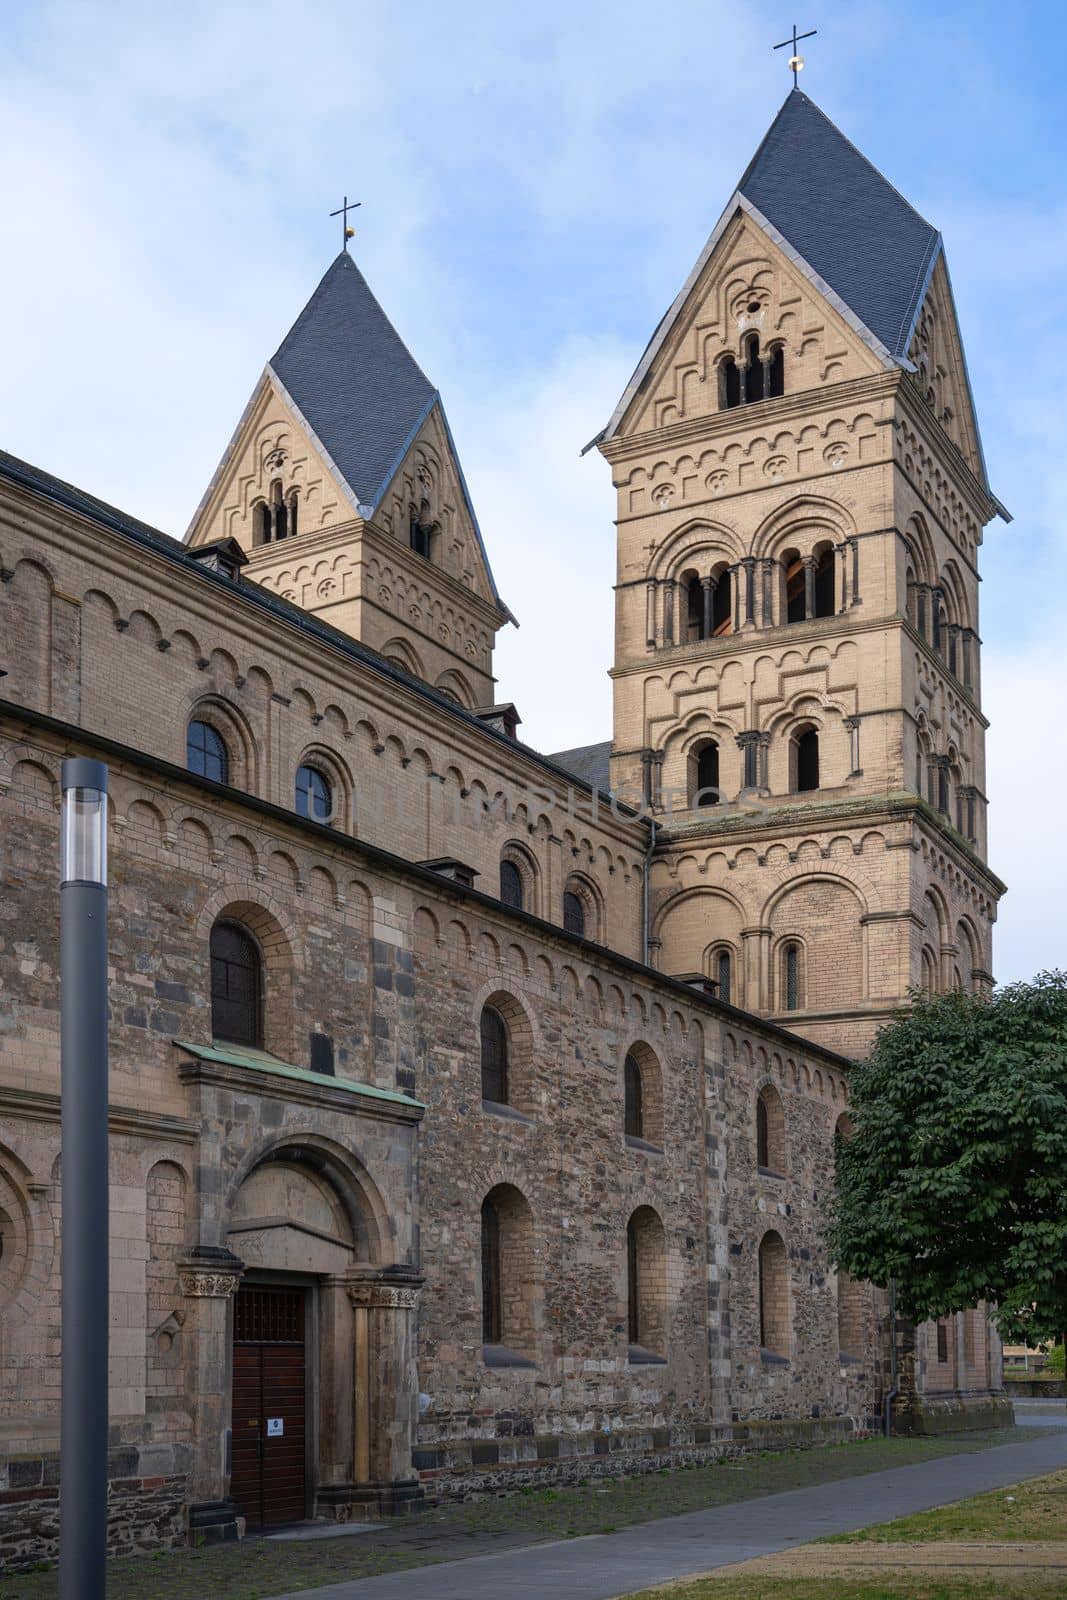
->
[410,512,430,559]
[624,1051,644,1140]
[743,335,763,403]
[758,1230,789,1356]
[756,1085,787,1173]
[500,859,524,911]
[187,719,229,784]
[686,575,705,642]
[254,502,271,546]
[693,741,720,807]
[712,569,732,635]
[794,726,819,792]
[295,764,332,821]
[626,1206,667,1357]
[481,1196,502,1343]
[813,544,835,617]
[480,1184,537,1360]
[480,1004,509,1105]
[563,890,585,938]
[716,948,732,1004]
[767,344,784,398]
[722,355,740,409]
[288,491,299,539]
[784,943,800,1010]
[783,549,805,624]
[210,920,262,1047]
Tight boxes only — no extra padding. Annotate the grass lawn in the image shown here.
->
[0,1428,1035,1600]
[626,1467,1067,1599]
[823,1465,1067,1543]
[628,1581,1062,1599]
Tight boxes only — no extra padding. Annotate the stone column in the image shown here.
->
[736,731,760,791]
[757,732,770,791]
[730,564,743,632]
[845,715,861,777]
[645,580,658,650]
[741,557,756,627]
[850,538,861,607]
[931,587,944,653]
[762,558,776,627]
[346,1268,425,1516]
[663,582,675,647]
[179,1247,244,1543]
[742,926,773,1012]
[651,750,665,811]
[835,541,850,612]
[316,1275,356,1517]
[802,555,816,621]
[701,576,715,640]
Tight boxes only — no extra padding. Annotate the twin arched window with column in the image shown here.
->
[783,543,835,624]
[254,480,299,546]
[685,565,733,641]
[720,335,784,410]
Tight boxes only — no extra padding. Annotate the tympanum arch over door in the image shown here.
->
[223,1142,418,1526]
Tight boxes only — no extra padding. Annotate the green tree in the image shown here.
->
[829,971,1067,1348]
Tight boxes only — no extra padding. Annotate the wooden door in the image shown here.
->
[231,1286,307,1529]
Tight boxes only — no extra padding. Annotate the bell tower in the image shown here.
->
[596,90,1007,1057]
[187,252,514,712]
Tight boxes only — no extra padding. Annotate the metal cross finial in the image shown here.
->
[330,193,362,252]
[773,22,817,86]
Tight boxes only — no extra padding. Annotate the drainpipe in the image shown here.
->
[642,816,658,966]
[883,1277,899,1437]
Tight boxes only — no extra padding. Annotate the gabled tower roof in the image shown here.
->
[269,251,437,513]
[737,90,940,362]
[596,90,1002,497]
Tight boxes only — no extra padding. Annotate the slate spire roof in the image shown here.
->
[269,251,437,515]
[598,89,970,458]
[737,90,941,362]
[250,250,508,611]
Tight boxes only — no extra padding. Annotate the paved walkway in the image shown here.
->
[279,1424,1067,1600]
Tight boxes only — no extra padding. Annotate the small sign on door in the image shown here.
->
[267,1417,284,1437]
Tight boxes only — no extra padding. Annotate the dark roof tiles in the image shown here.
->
[738,90,940,360]
[270,252,436,512]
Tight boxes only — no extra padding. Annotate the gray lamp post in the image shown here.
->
[59,757,109,1600]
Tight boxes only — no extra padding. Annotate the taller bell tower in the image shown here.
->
[596,91,1007,1057]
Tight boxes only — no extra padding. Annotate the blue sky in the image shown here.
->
[2,0,1063,981]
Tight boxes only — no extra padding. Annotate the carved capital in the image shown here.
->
[179,1247,244,1298]
[347,1282,421,1311]
[179,1267,243,1298]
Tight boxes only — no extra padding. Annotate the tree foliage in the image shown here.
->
[829,971,1067,1347]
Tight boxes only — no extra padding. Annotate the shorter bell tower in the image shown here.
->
[187,252,514,712]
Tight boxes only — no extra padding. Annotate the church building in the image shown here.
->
[0,90,1009,1565]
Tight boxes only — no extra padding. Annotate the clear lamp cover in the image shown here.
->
[61,788,108,885]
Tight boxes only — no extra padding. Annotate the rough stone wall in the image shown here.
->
[0,713,877,1552]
